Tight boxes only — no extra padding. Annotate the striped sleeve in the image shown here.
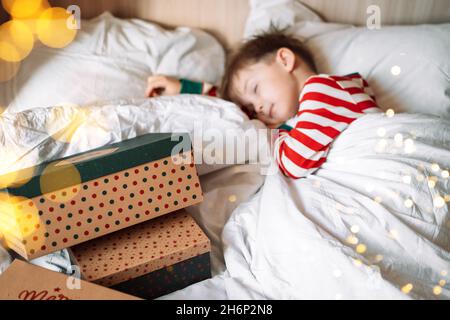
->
[274,74,379,179]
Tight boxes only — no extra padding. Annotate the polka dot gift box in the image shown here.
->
[70,209,211,300]
[0,133,203,260]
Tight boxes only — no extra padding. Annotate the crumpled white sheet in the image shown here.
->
[162,113,450,300]
[0,95,264,176]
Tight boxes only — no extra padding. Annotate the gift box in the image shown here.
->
[0,133,203,260]
[70,209,211,300]
[0,259,140,300]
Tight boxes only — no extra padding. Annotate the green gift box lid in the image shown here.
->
[0,133,192,199]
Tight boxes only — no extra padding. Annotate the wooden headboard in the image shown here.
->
[2,0,450,49]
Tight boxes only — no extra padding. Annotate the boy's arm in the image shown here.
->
[274,122,331,179]
[145,75,218,97]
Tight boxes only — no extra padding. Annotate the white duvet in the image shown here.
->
[0,99,449,300]
[162,112,450,300]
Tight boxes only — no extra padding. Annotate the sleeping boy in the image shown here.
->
[145,30,381,179]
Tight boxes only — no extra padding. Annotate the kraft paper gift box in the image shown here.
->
[70,209,211,300]
[0,259,140,300]
[0,133,203,260]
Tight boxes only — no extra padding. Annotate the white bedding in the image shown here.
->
[1,95,449,301]
[1,7,449,300]
[157,1,450,300]
[162,112,450,300]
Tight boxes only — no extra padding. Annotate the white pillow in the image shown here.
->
[1,12,225,113]
[244,0,450,118]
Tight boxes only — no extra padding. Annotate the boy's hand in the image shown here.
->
[145,75,181,97]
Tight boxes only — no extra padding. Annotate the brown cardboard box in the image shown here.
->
[70,210,211,299]
[0,133,203,260]
[0,260,140,300]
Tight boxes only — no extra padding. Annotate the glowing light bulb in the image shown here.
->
[391,65,401,76]
[36,7,77,49]
[356,244,367,254]
[404,199,414,208]
[401,283,413,294]
[433,286,442,295]
[433,196,445,208]
[385,109,395,117]
[0,20,34,62]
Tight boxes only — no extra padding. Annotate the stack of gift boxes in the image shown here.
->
[0,133,211,300]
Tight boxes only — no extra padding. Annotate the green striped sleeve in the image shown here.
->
[180,79,203,94]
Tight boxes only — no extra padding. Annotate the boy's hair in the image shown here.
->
[220,29,316,108]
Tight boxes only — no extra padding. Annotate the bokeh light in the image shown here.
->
[40,160,81,203]
[404,198,414,208]
[0,193,45,249]
[2,0,44,19]
[0,19,34,62]
[353,259,362,267]
[394,133,403,147]
[433,196,445,208]
[391,65,401,76]
[431,163,440,172]
[385,109,395,118]
[12,0,50,37]
[36,7,77,49]
[433,286,442,296]
[346,235,358,245]
[375,139,387,153]
[45,106,86,143]
[228,195,237,203]
[376,127,386,137]
[401,283,413,294]
[427,177,437,188]
[404,138,415,154]
[402,175,411,184]
[356,244,367,254]
[0,151,35,189]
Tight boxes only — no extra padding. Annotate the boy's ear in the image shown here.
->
[275,48,296,72]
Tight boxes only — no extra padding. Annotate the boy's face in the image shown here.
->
[232,52,304,127]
